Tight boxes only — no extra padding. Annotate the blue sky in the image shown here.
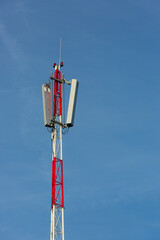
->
[1,0,160,239]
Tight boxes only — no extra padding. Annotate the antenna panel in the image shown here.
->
[42,84,52,127]
[66,79,79,127]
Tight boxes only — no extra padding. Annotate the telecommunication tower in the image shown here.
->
[42,61,79,240]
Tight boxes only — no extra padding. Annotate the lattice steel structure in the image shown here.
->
[50,63,64,240]
[42,61,79,240]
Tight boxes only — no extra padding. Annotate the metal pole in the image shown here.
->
[51,72,53,121]
[62,73,65,126]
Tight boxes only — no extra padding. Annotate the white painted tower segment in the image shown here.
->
[50,115,64,240]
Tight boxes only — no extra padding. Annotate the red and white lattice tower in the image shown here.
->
[42,60,79,240]
[50,63,64,240]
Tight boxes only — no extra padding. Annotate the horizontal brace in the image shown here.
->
[55,182,63,185]
[45,120,67,128]
[53,203,64,208]
[49,75,71,85]
[50,76,63,83]
[54,157,62,161]
[51,120,68,128]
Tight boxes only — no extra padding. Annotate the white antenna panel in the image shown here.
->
[66,79,79,127]
[42,84,52,127]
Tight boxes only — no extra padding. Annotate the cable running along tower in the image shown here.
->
[42,61,79,240]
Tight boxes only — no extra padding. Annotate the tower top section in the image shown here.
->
[42,62,79,129]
